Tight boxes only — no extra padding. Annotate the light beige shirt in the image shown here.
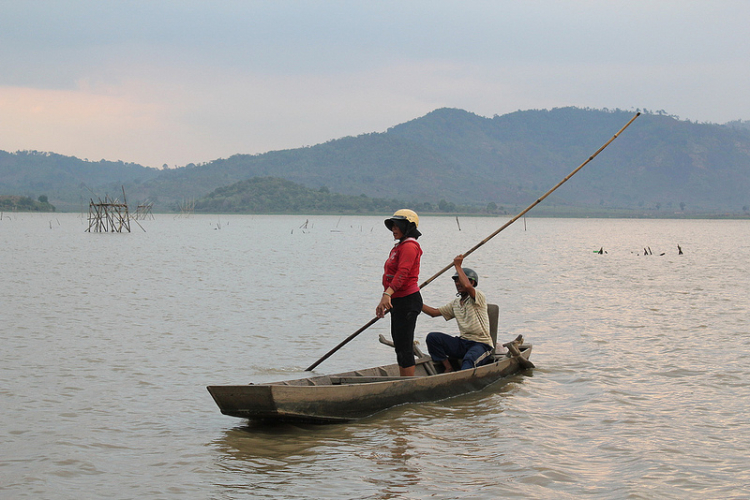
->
[437,288,493,347]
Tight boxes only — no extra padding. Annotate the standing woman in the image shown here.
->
[376,209,423,376]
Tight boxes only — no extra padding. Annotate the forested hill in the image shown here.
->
[3,107,750,214]
[0,150,159,211]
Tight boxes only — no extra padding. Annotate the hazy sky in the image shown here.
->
[2,1,749,168]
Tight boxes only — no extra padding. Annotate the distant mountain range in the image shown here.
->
[2,107,750,214]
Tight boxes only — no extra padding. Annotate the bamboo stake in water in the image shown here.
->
[306,112,641,371]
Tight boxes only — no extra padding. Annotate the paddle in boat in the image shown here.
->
[207,304,533,424]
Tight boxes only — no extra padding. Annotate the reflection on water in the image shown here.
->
[214,420,424,499]
[210,375,528,499]
[2,214,750,499]
[212,418,420,498]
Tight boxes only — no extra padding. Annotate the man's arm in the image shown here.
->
[422,303,442,317]
[453,254,476,299]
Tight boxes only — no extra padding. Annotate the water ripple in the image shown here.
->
[3,215,750,499]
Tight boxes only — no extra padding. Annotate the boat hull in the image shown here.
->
[207,346,532,423]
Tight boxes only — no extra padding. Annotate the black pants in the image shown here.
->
[390,291,423,368]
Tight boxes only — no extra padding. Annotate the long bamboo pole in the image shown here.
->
[305,112,640,371]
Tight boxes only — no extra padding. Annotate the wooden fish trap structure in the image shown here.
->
[134,202,155,220]
[87,189,131,233]
[177,198,195,218]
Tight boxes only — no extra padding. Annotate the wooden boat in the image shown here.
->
[207,305,533,424]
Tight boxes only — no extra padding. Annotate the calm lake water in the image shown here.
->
[2,213,749,499]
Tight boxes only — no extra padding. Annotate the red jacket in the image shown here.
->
[382,238,422,298]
